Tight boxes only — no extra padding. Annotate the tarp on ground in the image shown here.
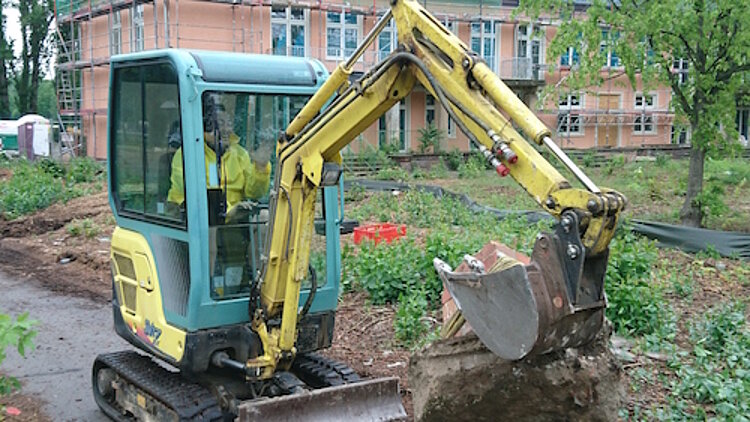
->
[345,179,750,260]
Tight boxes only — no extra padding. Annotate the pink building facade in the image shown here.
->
[56,0,683,160]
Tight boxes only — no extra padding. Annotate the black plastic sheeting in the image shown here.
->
[344,179,750,260]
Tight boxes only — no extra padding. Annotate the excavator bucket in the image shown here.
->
[434,222,609,360]
[236,377,406,422]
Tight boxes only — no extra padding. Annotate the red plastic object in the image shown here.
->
[353,223,407,245]
[495,163,510,177]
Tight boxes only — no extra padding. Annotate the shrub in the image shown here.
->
[375,166,409,182]
[0,312,37,396]
[66,218,101,238]
[429,159,449,179]
[394,286,432,347]
[604,230,664,337]
[416,123,445,154]
[66,157,102,183]
[457,152,486,179]
[444,148,463,171]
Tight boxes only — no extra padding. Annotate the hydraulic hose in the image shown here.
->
[299,264,317,319]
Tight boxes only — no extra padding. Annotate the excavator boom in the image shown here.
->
[241,0,626,418]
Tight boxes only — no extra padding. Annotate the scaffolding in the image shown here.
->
[54,0,679,157]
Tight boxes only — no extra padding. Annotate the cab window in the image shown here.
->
[110,61,185,227]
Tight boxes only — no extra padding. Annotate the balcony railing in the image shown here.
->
[499,58,545,81]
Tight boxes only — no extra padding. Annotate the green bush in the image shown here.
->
[457,153,486,179]
[416,123,445,154]
[375,166,410,182]
[604,154,626,175]
[444,148,463,171]
[429,159,449,179]
[66,218,101,238]
[394,286,432,347]
[604,230,664,336]
[66,157,102,183]
[0,312,37,396]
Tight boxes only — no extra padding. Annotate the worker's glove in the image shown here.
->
[250,144,273,168]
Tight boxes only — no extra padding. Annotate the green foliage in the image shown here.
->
[693,182,728,225]
[66,218,100,238]
[581,151,596,168]
[416,123,445,154]
[428,159,449,179]
[374,166,409,182]
[0,312,37,396]
[345,183,366,202]
[0,158,100,219]
[603,155,626,176]
[394,286,433,347]
[458,152,486,179]
[66,157,103,184]
[604,229,665,337]
[666,302,750,420]
[444,148,464,171]
[520,0,749,226]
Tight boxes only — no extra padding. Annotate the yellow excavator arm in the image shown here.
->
[246,0,626,378]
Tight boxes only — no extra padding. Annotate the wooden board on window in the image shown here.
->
[598,94,620,148]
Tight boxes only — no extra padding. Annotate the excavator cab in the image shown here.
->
[96,50,394,420]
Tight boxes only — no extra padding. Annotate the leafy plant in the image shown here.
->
[444,148,464,171]
[0,312,37,396]
[604,155,626,176]
[604,229,664,337]
[457,152,486,179]
[66,157,103,184]
[429,159,449,179]
[394,286,433,347]
[416,123,445,154]
[375,166,410,182]
[66,218,101,238]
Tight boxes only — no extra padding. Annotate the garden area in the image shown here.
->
[0,151,749,419]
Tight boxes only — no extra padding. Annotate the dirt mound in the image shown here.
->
[0,192,109,238]
[409,328,624,422]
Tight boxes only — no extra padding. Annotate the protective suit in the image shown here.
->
[167,132,271,210]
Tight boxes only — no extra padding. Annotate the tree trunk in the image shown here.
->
[679,142,705,227]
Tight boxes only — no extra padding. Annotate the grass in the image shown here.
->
[0,157,104,220]
[360,155,750,231]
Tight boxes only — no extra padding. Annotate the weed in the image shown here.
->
[394,286,433,347]
[655,154,671,166]
[375,166,410,182]
[444,148,464,171]
[581,151,596,167]
[429,159,449,179]
[604,229,665,337]
[0,312,37,396]
[457,152,486,179]
[66,157,103,183]
[604,155,626,175]
[66,218,101,238]
[346,184,367,202]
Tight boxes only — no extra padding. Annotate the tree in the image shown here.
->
[36,79,57,118]
[520,0,749,227]
[15,0,54,115]
[0,0,14,118]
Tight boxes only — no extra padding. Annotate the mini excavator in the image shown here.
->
[94,0,626,420]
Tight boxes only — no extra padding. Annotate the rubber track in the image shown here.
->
[95,351,224,421]
[291,353,361,388]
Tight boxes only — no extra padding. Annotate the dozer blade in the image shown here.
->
[434,227,608,360]
[236,377,406,422]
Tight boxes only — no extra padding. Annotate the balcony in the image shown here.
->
[498,58,545,88]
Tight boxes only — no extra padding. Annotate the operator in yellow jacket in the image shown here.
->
[167,96,272,212]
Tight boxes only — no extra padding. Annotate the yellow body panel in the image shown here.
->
[111,227,187,362]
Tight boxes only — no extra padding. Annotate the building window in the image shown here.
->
[378,16,397,61]
[110,10,122,55]
[516,24,542,79]
[425,94,435,126]
[378,115,387,148]
[447,116,455,138]
[471,20,497,71]
[326,11,360,60]
[271,6,307,57]
[673,58,689,85]
[130,4,144,52]
[634,93,656,134]
[600,29,620,68]
[557,94,582,135]
[560,47,579,67]
[399,99,408,151]
[736,108,749,144]
[443,18,458,35]
[671,126,689,144]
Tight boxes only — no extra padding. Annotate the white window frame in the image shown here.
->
[110,10,122,56]
[672,58,689,85]
[737,108,749,144]
[377,16,397,61]
[271,6,308,57]
[471,20,498,71]
[326,10,362,60]
[130,4,144,52]
[600,29,620,68]
[560,46,579,67]
[557,93,583,136]
[425,94,435,126]
[634,92,656,135]
[443,18,458,36]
